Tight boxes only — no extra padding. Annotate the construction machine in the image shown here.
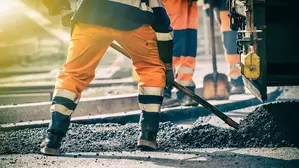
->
[228,1,299,146]
[228,0,298,102]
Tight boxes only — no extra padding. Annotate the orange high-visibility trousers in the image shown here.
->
[163,0,198,99]
[56,23,166,97]
[218,11,241,80]
[48,23,166,135]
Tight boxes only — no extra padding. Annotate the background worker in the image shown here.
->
[203,0,245,94]
[162,0,200,107]
[41,0,174,155]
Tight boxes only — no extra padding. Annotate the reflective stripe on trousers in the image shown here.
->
[48,89,79,135]
[138,86,164,132]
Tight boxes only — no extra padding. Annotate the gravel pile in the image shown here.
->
[174,101,298,149]
[1,101,298,155]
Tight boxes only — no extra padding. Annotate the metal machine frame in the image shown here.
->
[228,0,299,102]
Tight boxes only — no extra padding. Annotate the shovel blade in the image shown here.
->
[203,73,230,100]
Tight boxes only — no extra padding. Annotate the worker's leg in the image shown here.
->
[162,0,183,100]
[41,23,113,155]
[117,25,165,150]
[219,10,245,94]
[175,1,198,105]
[162,0,198,107]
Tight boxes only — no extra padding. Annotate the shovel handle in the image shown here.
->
[209,0,217,73]
[111,43,129,57]
[110,43,239,129]
[173,82,239,129]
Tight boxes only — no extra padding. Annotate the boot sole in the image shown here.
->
[230,89,246,95]
[137,145,156,151]
[182,103,199,107]
[137,139,158,151]
[40,147,60,156]
[162,104,181,108]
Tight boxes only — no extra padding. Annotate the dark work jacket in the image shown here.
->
[43,0,173,63]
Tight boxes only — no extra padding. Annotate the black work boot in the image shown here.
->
[40,111,71,155]
[230,85,245,94]
[162,97,181,108]
[137,131,158,151]
[179,96,199,107]
[177,86,198,107]
[137,111,159,151]
[161,88,181,108]
[40,132,63,156]
[230,76,245,95]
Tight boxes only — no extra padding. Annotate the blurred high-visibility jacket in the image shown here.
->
[43,0,173,64]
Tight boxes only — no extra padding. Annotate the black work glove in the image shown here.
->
[60,10,74,27]
[165,64,175,90]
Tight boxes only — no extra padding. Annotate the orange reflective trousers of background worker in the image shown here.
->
[218,10,241,81]
[49,23,165,135]
[162,0,198,100]
[215,9,245,91]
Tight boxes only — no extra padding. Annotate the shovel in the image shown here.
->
[110,43,239,129]
[202,0,230,100]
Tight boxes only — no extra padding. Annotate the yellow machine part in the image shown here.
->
[241,52,260,79]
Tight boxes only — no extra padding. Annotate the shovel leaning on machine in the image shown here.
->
[110,43,239,129]
[202,0,230,100]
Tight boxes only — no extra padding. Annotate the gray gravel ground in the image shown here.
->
[1,87,299,168]
[0,148,298,168]
[1,101,298,154]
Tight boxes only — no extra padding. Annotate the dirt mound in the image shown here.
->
[160,102,298,149]
[233,101,298,147]
[0,101,298,155]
